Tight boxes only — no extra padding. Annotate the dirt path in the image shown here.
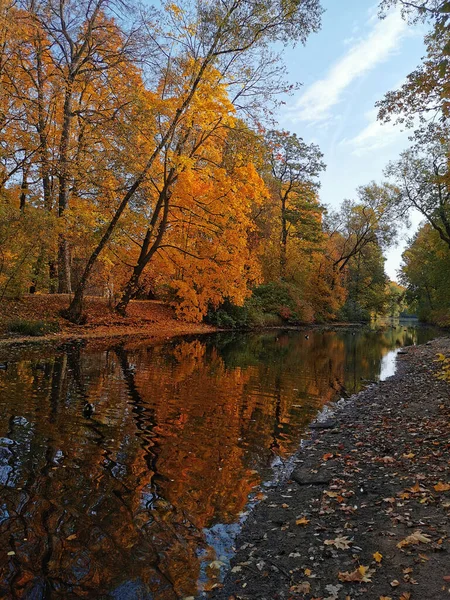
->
[211,337,450,600]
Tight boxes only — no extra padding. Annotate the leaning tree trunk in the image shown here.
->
[115,190,171,316]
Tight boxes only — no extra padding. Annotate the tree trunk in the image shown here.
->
[280,194,288,279]
[19,167,28,211]
[115,190,171,316]
[57,81,74,293]
[115,269,144,316]
[35,33,56,291]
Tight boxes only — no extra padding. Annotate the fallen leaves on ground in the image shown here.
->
[373,551,383,563]
[434,481,450,492]
[325,536,352,550]
[338,565,373,583]
[397,530,432,548]
[290,581,311,593]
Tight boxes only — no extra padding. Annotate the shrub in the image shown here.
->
[7,319,60,336]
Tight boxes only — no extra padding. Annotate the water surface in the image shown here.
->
[0,325,438,599]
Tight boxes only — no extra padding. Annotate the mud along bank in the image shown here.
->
[211,337,450,600]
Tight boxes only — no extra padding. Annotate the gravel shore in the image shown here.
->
[211,336,450,600]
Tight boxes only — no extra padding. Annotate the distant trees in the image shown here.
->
[385,132,450,250]
[400,224,450,323]
[264,130,325,278]
[377,0,450,325]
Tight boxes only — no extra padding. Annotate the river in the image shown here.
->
[0,324,439,599]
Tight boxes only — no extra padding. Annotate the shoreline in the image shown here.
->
[211,336,450,600]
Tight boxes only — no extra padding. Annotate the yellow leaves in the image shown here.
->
[295,517,310,526]
[379,597,392,600]
[402,452,415,459]
[400,593,411,600]
[434,481,450,492]
[338,565,373,583]
[373,551,383,563]
[397,530,432,548]
[166,2,183,17]
[435,353,450,381]
[66,534,77,541]
[324,536,351,550]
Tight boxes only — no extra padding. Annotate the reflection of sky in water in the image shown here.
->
[380,349,400,381]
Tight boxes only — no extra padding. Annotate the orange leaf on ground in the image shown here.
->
[434,482,450,492]
[338,565,373,582]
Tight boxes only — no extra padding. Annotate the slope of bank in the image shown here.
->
[212,337,450,600]
[0,295,216,345]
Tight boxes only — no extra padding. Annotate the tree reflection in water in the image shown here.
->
[0,326,437,598]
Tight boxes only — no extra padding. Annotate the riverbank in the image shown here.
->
[0,294,216,346]
[0,294,373,347]
[211,336,450,600]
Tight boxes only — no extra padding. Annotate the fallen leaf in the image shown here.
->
[373,551,383,563]
[434,482,450,492]
[281,503,289,508]
[397,530,432,548]
[304,568,312,576]
[399,594,411,600]
[66,534,77,541]
[7,551,15,556]
[402,453,415,459]
[338,565,373,583]
[296,517,310,526]
[379,597,392,600]
[324,490,339,498]
[325,536,352,550]
[390,580,400,587]
[322,453,334,461]
[408,482,427,493]
[290,582,310,593]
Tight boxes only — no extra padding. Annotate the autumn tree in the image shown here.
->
[19,0,143,294]
[400,222,450,323]
[64,0,324,322]
[325,183,400,274]
[377,1,450,125]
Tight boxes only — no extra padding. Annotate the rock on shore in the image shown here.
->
[211,337,450,600]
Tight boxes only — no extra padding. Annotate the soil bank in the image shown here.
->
[211,336,450,600]
[0,295,216,346]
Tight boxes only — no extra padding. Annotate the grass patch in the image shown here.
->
[7,319,60,336]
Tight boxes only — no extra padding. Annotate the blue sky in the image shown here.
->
[277,0,427,281]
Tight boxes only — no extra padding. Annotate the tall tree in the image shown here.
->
[325,183,400,273]
[265,129,325,278]
[64,0,324,322]
[385,133,450,249]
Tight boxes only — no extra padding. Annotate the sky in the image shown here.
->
[277,0,427,281]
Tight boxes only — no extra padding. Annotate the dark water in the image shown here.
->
[0,325,439,599]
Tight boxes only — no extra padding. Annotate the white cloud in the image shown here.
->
[292,8,408,123]
[342,108,408,156]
